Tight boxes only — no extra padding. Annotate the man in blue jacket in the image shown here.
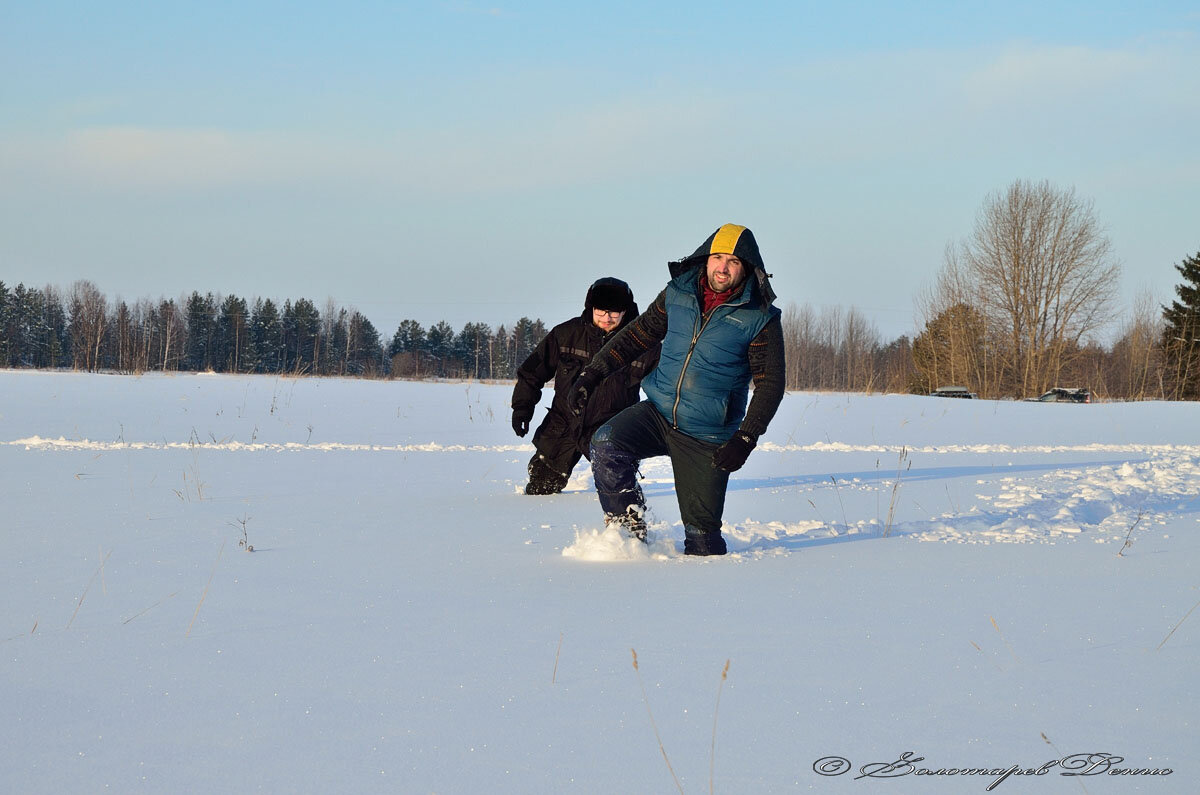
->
[569,224,786,555]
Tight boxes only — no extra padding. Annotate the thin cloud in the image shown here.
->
[2,94,718,195]
[4,127,373,190]
[962,40,1197,108]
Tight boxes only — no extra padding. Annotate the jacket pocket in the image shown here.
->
[554,357,586,394]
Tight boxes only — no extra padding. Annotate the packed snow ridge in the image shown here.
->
[10,435,1200,456]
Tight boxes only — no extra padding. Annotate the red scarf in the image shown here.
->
[700,274,737,314]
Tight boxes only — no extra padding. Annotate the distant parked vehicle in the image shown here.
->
[1025,387,1091,403]
[930,386,978,399]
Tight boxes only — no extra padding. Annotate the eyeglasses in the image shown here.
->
[593,309,624,318]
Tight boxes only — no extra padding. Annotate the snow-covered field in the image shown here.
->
[2,370,1195,793]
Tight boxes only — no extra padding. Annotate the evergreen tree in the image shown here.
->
[6,284,30,366]
[490,323,511,379]
[0,280,10,366]
[426,320,456,377]
[387,319,426,378]
[510,317,545,373]
[215,294,250,372]
[325,307,349,375]
[251,298,283,373]
[455,322,493,380]
[279,299,294,369]
[153,299,184,371]
[1162,251,1200,399]
[282,298,321,373]
[346,311,384,375]
[37,286,70,368]
[184,291,217,371]
[389,319,426,356]
[911,303,989,395]
[20,286,46,367]
[8,284,28,366]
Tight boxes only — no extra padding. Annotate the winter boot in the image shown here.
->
[606,504,648,542]
[525,454,569,495]
[684,526,727,556]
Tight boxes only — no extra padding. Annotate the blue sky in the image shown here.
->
[2,1,1198,341]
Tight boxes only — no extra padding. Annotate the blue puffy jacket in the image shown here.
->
[641,267,779,443]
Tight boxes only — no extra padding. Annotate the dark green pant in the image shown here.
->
[591,401,730,539]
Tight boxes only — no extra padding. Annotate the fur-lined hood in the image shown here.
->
[668,223,777,307]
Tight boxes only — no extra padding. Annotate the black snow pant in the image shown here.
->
[590,400,729,555]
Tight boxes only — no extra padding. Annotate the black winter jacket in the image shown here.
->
[512,311,660,460]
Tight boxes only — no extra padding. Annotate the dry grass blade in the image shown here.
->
[187,541,226,637]
[883,446,907,537]
[1117,511,1145,557]
[552,632,564,684]
[1157,596,1200,651]
[631,648,683,795]
[2,620,39,645]
[710,659,730,795]
[830,476,849,532]
[123,592,179,625]
[990,615,1021,664]
[66,549,112,629]
[806,498,829,527]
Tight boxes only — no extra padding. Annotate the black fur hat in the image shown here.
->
[585,277,635,314]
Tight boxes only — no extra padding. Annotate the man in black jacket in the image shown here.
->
[511,278,660,495]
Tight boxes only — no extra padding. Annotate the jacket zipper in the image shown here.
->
[672,307,718,428]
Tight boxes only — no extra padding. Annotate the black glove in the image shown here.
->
[568,368,603,417]
[713,431,756,472]
[512,409,533,437]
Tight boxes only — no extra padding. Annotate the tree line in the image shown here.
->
[2,265,1196,401]
[0,281,549,380]
[3,180,1198,401]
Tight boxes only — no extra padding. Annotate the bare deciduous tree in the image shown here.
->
[68,280,108,372]
[914,249,1001,396]
[942,180,1120,396]
[781,302,884,392]
[1107,291,1164,400]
